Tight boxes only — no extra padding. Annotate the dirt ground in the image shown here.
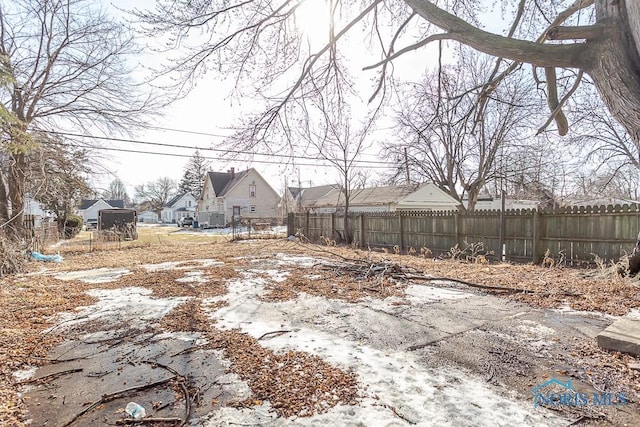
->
[2,235,640,426]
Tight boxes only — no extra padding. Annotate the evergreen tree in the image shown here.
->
[178,150,210,199]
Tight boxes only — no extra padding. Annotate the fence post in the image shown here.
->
[360,213,365,248]
[305,210,310,239]
[454,212,462,247]
[532,209,543,264]
[330,213,336,239]
[287,213,293,236]
[399,213,405,252]
[498,212,505,262]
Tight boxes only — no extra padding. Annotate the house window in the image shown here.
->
[218,204,224,213]
[249,185,256,197]
[250,205,256,213]
[188,201,192,207]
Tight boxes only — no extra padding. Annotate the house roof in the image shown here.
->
[79,199,124,210]
[165,192,194,208]
[287,187,303,199]
[298,185,338,206]
[563,197,640,207]
[313,185,419,208]
[206,169,252,198]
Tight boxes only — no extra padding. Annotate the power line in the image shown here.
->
[67,142,393,169]
[144,124,385,161]
[42,129,390,166]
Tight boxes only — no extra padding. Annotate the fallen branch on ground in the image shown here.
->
[62,376,177,427]
[257,330,293,341]
[17,368,83,385]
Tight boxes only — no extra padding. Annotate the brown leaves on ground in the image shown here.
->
[560,338,640,396]
[116,266,233,298]
[0,275,97,426]
[261,269,404,303]
[407,259,640,316]
[159,299,218,333]
[159,300,359,418]
[209,330,358,418]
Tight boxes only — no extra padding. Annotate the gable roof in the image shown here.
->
[79,199,124,210]
[287,186,303,199]
[206,169,252,198]
[165,192,194,208]
[313,185,419,208]
[297,185,338,206]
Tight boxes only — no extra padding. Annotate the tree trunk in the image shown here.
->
[585,1,640,146]
[6,153,26,237]
[0,172,9,224]
[407,0,640,147]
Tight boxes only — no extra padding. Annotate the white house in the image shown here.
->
[198,168,280,226]
[138,210,159,223]
[78,199,124,222]
[310,183,460,213]
[161,192,197,224]
[278,184,337,217]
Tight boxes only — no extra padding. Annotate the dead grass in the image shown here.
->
[3,236,640,425]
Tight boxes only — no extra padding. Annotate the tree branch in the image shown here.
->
[405,0,590,69]
[546,24,605,40]
[537,70,584,136]
[362,32,451,71]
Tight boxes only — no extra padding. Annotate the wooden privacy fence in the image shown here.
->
[287,204,640,264]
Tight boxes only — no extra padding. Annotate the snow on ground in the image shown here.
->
[49,287,188,331]
[39,256,564,426]
[142,259,224,272]
[173,225,287,237]
[205,265,562,426]
[54,267,131,283]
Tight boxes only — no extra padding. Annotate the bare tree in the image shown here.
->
[298,100,373,243]
[133,1,640,145]
[135,177,177,216]
[0,0,161,236]
[387,52,539,211]
[103,178,130,206]
[134,0,640,245]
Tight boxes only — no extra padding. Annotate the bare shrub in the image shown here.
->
[0,232,26,276]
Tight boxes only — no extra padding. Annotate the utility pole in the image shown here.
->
[404,147,411,184]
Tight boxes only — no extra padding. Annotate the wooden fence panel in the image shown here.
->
[287,204,639,263]
[504,209,535,262]
[461,210,501,257]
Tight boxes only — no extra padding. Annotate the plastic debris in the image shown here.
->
[30,251,63,263]
[125,402,146,419]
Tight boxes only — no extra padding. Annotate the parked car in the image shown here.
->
[179,216,194,227]
[85,219,98,230]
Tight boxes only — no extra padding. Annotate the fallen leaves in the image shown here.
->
[159,300,359,418]
[261,268,404,303]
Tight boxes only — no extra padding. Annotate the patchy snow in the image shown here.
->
[278,254,321,267]
[404,284,473,303]
[54,267,131,283]
[247,268,290,283]
[142,259,224,272]
[176,271,208,283]
[206,271,561,426]
[13,367,37,382]
[518,319,556,336]
[50,287,188,330]
[554,304,618,320]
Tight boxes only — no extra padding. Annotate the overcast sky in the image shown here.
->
[93,0,495,197]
